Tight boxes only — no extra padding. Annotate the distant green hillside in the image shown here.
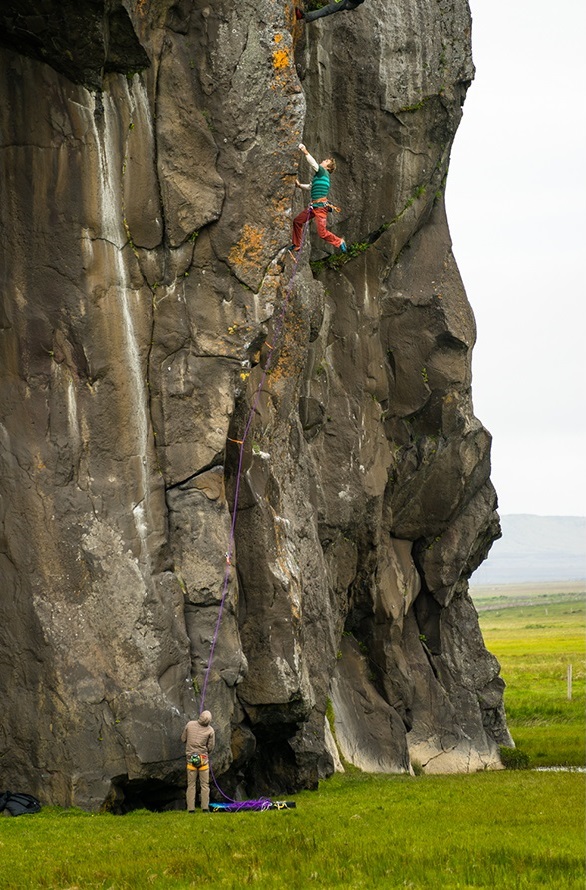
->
[472,515,586,585]
[478,594,585,768]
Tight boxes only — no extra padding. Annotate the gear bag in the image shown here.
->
[0,791,42,816]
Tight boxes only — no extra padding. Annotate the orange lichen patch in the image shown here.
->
[270,195,291,228]
[229,224,269,281]
[268,300,307,385]
[273,47,292,70]
[271,54,298,94]
[274,32,284,44]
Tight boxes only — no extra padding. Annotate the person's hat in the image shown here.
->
[199,710,212,725]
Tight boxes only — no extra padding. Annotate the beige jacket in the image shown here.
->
[181,715,215,758]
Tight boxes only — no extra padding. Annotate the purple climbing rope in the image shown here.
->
[209,761,270,809]
[208,761,295,810]
[199,208,313,711]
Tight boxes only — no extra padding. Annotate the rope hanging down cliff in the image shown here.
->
[193,208,313,812]
[198,209,312,710]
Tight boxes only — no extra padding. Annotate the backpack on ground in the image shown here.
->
[0,791,42,816]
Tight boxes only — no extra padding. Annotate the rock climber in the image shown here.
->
[295,0,366,23]
[290,143,346,255]
[181,710,216,812]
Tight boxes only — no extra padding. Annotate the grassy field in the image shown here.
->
[1,770,584,889]
[474,582,585,768]
[1,583,584,889]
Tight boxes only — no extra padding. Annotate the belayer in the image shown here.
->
[181,710,215,813]
[290,143,346,254]
[295,0,366,23]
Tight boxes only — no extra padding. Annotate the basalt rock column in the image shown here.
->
[0,0,510,809]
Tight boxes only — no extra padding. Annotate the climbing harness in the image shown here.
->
[310,200,341,214]
[194,205,314,812]
[187,752,209,770]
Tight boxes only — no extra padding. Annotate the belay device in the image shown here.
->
[188,753,208,769]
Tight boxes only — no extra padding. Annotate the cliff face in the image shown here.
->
[0,0,511,811]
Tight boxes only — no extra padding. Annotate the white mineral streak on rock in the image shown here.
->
[91,86,151,567]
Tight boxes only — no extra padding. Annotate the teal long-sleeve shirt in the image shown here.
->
[311,166,331,201]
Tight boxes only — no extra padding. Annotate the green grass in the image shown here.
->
[2,587,584,889]
[1,771,584,889]
[476,589,586,768]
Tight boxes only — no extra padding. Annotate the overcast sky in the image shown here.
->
[445,0,585,517]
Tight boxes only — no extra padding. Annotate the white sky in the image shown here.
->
[445,0,586,516]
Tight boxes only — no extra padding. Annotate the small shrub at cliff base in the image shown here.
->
[499,745,531,770]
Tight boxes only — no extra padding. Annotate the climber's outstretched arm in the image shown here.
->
[298,143,319,172]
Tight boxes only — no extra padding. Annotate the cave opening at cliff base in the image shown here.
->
[104,775,185,814]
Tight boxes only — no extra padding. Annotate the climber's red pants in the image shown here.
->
[292,205,343,250]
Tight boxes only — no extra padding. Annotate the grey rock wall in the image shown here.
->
[0,0,511,811]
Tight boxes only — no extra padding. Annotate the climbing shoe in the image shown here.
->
[339,240,347,254]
